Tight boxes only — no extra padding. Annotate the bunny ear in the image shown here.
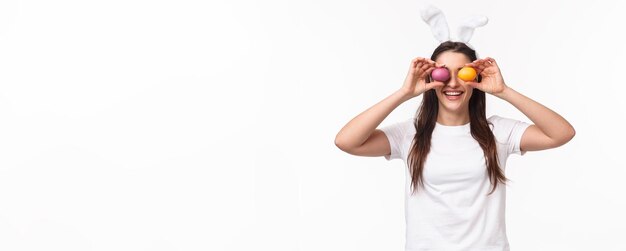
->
[420,4,450,43]
[456,15,488,43]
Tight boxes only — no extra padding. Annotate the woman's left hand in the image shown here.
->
[464,57,508,96]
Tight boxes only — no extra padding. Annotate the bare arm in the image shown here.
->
[334,89,410,150]
[495,87,575,151]
[335,57,444,154]
[466,57,575,152]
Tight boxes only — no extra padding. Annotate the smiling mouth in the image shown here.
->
[442,90,464,101]
[443,91,464,96]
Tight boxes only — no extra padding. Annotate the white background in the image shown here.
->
[0,0,624,250]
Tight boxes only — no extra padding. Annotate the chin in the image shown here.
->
[437,95,470,111]
[441,102,466,112]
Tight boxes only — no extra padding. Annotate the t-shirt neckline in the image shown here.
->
[434,121,471,134]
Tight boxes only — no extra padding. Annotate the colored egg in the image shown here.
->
[431,67,450,82]
[458,67,477,81]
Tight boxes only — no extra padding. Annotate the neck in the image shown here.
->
[436,106,470,126]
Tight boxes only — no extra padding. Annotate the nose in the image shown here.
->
[446,75,460,88]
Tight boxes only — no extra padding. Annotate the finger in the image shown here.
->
[416,61,429,72]
[418,65,431,79]
[484,57,499,69]
[425,81,445,90]
[475,64,487,75]
[415,58,426,66]
[420,66,435,79]
[466,58,482,67]
[467,58,487,69]
[475,68,484,76]
[425,59,436,68]
[425,66,436,74]
[467,81,481,90]
[414,62,425,73]
[411,57,424,67]
[477,58,489,68]
[476,60,489,72]
[481,58,491,66]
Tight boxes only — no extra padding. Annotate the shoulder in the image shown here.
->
[487,114,532,143]
[487,114,505,124]
[488,114,520,129]
[386,117,415,127]
[379,117,415,136]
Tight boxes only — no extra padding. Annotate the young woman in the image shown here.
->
[334,41,575,250]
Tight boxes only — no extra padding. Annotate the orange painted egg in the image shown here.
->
[458,67,477,81]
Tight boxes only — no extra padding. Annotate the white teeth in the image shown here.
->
[444,91,462,96]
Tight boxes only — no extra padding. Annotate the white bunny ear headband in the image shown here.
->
[420,4,488,53]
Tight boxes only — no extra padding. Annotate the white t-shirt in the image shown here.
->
[380,115,531,251]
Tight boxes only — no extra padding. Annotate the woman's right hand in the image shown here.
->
[400,57,445,99]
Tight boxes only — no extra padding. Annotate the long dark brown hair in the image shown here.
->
[407,41,506,196]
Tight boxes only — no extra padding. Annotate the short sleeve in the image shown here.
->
[379,118,412,161]
[488,115,532,156]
